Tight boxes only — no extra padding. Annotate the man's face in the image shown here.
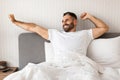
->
[62,15,76,32]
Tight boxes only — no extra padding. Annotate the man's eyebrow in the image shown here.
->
[62,19,69,22]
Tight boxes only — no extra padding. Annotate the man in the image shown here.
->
[9,12,109,40]
[6,12,109,80]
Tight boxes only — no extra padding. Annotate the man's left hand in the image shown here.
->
[80,12,91,20]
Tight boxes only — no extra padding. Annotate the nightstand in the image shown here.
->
[0,67,18,80]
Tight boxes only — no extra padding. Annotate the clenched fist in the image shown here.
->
[9,14,16,23]
[80,12,92,20]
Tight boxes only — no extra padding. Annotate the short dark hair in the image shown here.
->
[63,12,77,20]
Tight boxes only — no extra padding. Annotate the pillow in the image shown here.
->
[44,42,54,63]
[87,36,120,68]
[45,36,120,68]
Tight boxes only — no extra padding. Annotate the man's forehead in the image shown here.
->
[63,15,73,20]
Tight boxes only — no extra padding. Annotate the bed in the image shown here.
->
[19,32,120,69]
[4,32,120,80]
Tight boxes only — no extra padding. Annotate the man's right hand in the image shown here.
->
[9,14,16,23]
[8,14,48,40]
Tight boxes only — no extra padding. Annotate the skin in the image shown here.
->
[80,12,109,38]
[62,14,77,32]
[9,14,48,40]
[9,12,109,40]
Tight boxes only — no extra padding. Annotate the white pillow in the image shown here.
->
[44,42,54,63]
[45,36,120,68]
[87,36,120,68]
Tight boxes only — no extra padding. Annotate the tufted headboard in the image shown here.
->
[19,32,120,69]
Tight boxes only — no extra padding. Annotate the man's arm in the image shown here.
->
[9,14,48,40]
[80,12,109,39]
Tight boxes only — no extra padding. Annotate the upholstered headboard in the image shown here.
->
[19,33,49,69]
[19,32,120,69]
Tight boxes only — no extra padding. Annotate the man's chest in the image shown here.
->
[52,34,87,50]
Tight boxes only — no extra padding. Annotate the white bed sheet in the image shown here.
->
[4,57,120,80]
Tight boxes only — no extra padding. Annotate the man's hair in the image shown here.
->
[63,12,77,20]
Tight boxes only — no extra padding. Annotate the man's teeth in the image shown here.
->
[64,25,69,28]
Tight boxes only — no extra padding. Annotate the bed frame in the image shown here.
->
[19,32,120,70]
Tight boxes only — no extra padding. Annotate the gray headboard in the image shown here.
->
[19,32,120,69]
[19,33,49,70]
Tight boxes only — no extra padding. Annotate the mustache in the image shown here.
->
[63,24,69,27]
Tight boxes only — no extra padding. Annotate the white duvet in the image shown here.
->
[4,54,120,80]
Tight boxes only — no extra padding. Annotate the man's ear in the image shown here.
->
[74,19,77,26]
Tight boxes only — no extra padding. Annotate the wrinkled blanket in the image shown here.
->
[4,55,120,80]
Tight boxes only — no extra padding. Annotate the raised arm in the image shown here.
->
[9,14,48,40]
[80,12,109,39]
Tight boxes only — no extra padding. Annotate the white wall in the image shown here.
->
[0,0,120,67]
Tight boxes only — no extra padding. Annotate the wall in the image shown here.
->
[0,0,120,67]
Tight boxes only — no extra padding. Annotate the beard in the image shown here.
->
[63,22,75,32]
